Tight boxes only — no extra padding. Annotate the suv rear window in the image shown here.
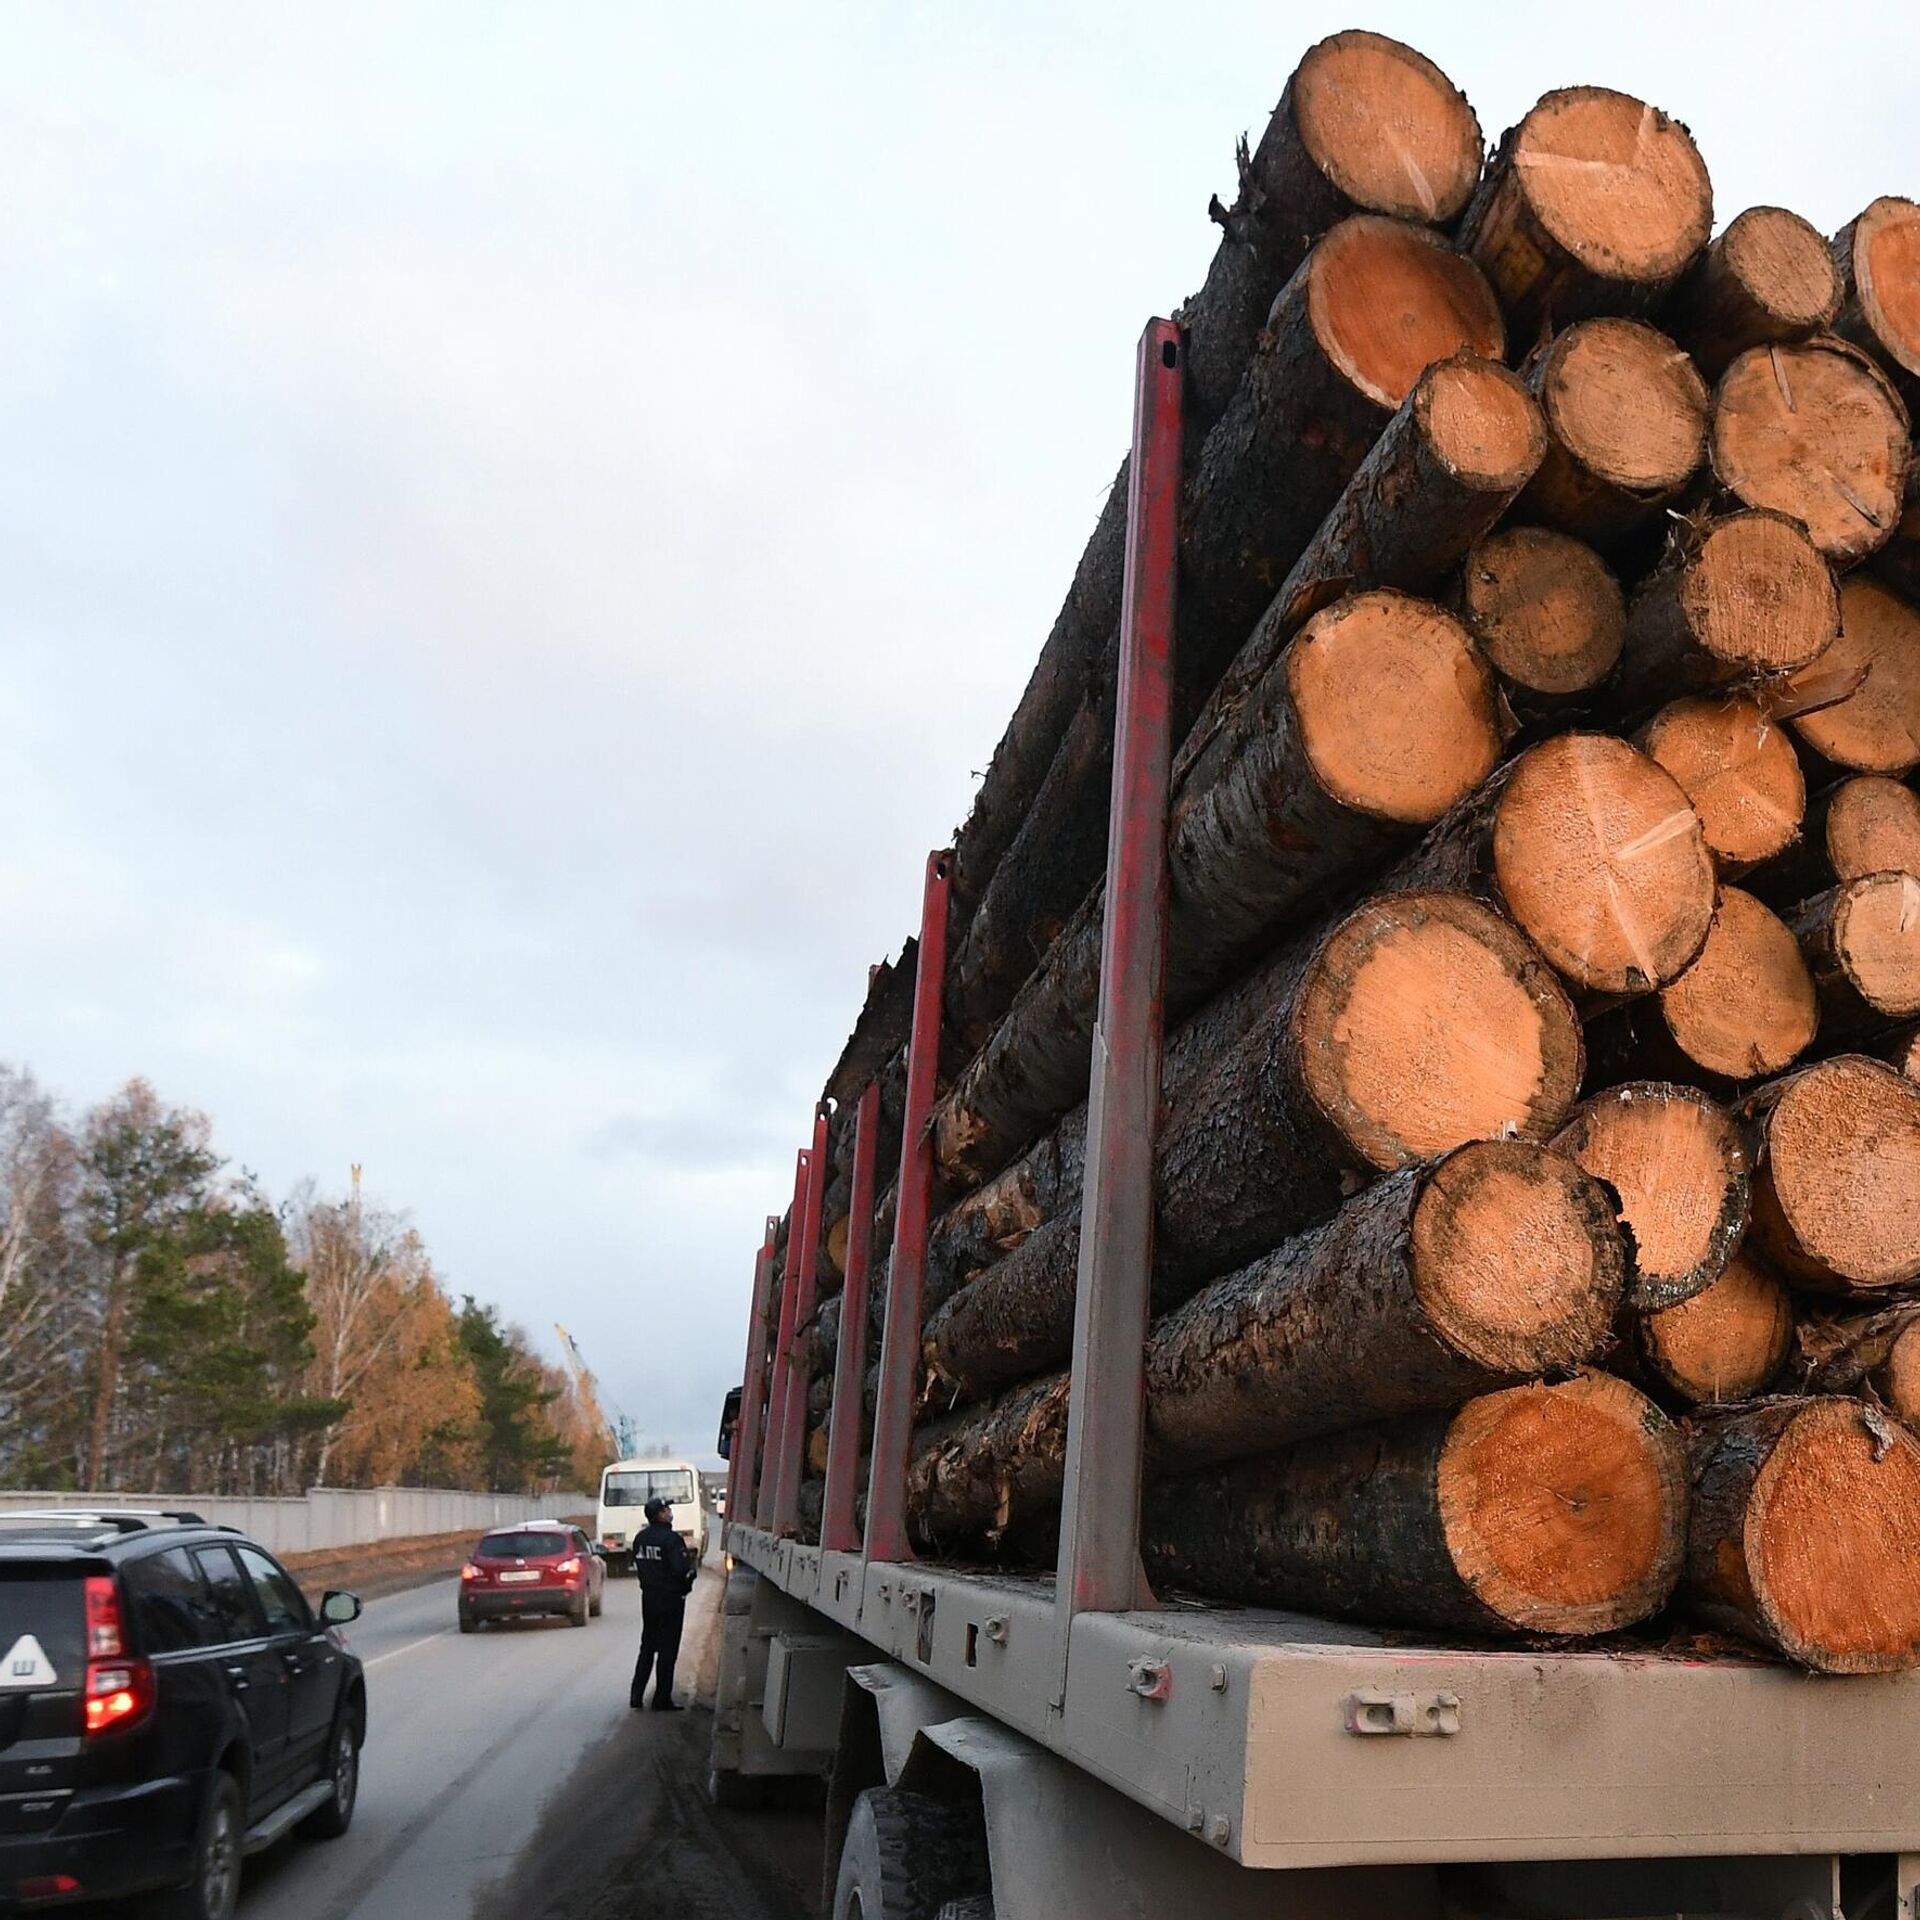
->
[477,1531,569,1559]
[0,1572,83,1691]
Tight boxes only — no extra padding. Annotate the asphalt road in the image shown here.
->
[222,1555,813,1920]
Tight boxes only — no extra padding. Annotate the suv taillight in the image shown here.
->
[460,1563,482,1582]
[555,1557,581,1577]
[83,1576,125,1656]
[81,1573,152,1734]
[84,1658,155,1736]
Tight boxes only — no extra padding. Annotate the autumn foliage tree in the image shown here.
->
[0,1070,601,1497]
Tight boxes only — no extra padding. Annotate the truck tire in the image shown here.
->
[831,1788,990,1920]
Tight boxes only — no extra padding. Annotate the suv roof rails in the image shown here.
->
[0,1509,149,1530]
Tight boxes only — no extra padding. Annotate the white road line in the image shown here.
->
[365,1627,453,1669]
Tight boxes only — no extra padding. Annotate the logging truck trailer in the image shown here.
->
[711,1523,1920,1920]
[708,312,1920,1920]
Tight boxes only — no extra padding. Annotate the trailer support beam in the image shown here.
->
[1052,317,1184,1690]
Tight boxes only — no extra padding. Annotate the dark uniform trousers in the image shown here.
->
[630,1519,694,1707]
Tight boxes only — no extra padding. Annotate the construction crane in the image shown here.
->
[554,1323,635,1458]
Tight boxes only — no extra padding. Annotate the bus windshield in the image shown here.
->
[603,1468,695,1508]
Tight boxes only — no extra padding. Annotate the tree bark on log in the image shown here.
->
[1457,527,1624,729]
[1460,87,1713,345]
[1665,206,1842,379]
[924,890,1584,1397]
[942,219,1507,1060]
[1797,1303,1920,1432]
[1640,695,1806,874]
[1582,886,1818,1094]
[1789,870,1920,1036]
[907,1142,1626,1547]
[1386,732,1717,998]
[1742,1055,1920,1294]
[1551,1082,1750,1310]
[1634,1250,1793,1408]
[946,32,1485,931]
[1144,1373,1687,1638]
[1884,1021,1920,1081]
[1683,1396,1920,1672]
[1709,338,1911,566]
[1516,320,1710,544]
[936,358,1537,1187]
[1172,354,1542,797]
[1784,577,1920,777]
[1831,196,1920,415]
[1612,511,1838,719]
[938,587,1508,1177]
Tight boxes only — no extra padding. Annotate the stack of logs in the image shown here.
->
[762,32,1920,1676]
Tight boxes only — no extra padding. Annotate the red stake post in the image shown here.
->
[772,1106,832,1535]
[755,1149,813,1530]
[1052,318,1183,1682]
[724,1220,778,1538]
[820,1079,881,1552]
[864,849,954,1563]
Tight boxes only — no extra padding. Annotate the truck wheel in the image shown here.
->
[299,1712,360,1840]
[831,1788,989,1920]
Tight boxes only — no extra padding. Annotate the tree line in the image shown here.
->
[0,1068,606,1497]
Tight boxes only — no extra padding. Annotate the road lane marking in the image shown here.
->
[366,1627,453,1669]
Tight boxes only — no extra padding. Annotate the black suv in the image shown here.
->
[0,1510,367,1919]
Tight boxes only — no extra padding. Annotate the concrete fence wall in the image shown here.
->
[0,1486,593,1556]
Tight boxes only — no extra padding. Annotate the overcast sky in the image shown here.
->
[2,2,1915,1468]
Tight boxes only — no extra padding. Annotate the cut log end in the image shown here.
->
[1750,1055,1920,1292]
[1462,527,1625,697]
[1291,31,1484,226]
[1657,887,1818,1083]
[1288,591,1502,825]
[1295,889,1585,1172]
[1420,354,1548,489]
[1838,196,1920,388]
[1552,1083,1750,1310]
[1829,870,1920,1018]
[1828,776,1920,883]
[1638,1250,1792,1405]
[1668,207,1842,381]
[1437,1372,1686,1636]
[1411,1139,1628,1375]
[1643,695,1806,870]
[1676,511,1840,676]
[1505,89,1712,287]
[824,1213,851,1279]
[1542,318,1709,497]
[1492,733,1717,994]
[1787,577,1920,776]
[1721,205,1844,329]
[1697,1398,1920,1673]
[1308,216,1506,412]
[1711,340,1911,565]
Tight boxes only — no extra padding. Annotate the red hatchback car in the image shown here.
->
[457,1523,605,1631]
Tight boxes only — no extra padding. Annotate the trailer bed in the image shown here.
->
[730,1521,1920,1872]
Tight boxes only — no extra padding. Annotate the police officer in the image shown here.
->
[630,1494,695,1710]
